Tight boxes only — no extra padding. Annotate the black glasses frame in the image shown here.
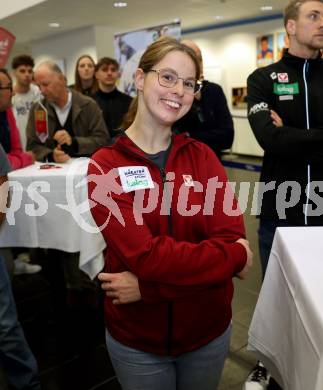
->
[149,69,202,95]
[0,85,13,91]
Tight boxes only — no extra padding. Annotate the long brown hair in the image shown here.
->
[73,54,98,95]
[121,36,201,129]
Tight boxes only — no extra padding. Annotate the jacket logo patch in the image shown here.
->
[274,83,299,95]
[118,166,154,193]
[270,72,277,80]
[277,73,289,83]
[279,95,294,101]
[182,174,194,187]
[249,102,269,115]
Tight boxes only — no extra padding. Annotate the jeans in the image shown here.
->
[106,324,231,390]
[258,219,294,279]
[0,255,41,390]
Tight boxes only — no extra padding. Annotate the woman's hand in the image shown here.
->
[235,238,253,280]
[98,271,142,305]
[270,110,283,127]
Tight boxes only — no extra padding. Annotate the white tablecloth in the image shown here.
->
[0,158,105,279]
[248,227,323,390]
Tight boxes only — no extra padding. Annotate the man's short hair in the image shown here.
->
[95,57,119,72]
[284,0,323,27]
[260,36,269,42]
[11,55,35,69]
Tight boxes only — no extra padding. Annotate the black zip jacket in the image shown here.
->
[247,50,323,225]
[173,80,234,157]
[92,88,132,137]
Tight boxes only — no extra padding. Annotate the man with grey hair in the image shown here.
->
[245,0,323,389]
[26,61,109,162]
[25,61,110,324]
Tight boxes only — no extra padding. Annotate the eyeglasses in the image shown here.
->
[149,69,202,95]
[0,85,13,92]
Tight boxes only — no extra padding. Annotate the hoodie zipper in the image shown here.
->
[159,166,173,355]
[117,139,177,355]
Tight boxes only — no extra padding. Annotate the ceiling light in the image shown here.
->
[114,2,127,7]
[214,15,224,20]
[49,22,60,28]
[260,5,273,11]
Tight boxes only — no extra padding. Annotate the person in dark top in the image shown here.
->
[92,57,132,137]
[173,40,234,158]
[245,0,323,389]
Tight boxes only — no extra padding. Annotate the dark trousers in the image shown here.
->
[0,255,41,390]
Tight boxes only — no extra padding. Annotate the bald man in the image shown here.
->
[26,61,109,162]
[181,39,204,77]
[174,40,234,158]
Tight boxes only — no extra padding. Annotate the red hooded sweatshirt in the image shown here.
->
[88,133,247,356]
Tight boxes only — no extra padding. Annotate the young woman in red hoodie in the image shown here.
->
[88,37,252,390]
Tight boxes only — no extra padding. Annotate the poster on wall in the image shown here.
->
[115,21,181,96]
[276,32,289,60]
[54,59,66,74]
[0,27,16,67]
[231,87,247,109]
[256,34,274,68]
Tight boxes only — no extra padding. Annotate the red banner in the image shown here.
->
[0,28,16,68]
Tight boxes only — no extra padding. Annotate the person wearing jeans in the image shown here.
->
[89,37,253,390]
[245,0,323,388]
[0,255,41,390]
[0,143,41,390]
[106,326,231,390]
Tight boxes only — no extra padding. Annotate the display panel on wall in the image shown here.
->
[256,34,274,68]
[54,58,66,74]
[231,86,247,110]
[276,32,289,60]
[114,21,181,97]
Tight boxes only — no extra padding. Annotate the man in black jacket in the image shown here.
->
[92,57,132,137]
[245,0,323,389]
[174,40,234,158]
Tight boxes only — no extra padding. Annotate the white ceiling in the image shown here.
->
[1,0,284,46]
[0,0,46,20]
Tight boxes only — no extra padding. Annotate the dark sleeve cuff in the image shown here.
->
[61,137,79,156]
[46,152,54,162]
[70,137,79,154]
